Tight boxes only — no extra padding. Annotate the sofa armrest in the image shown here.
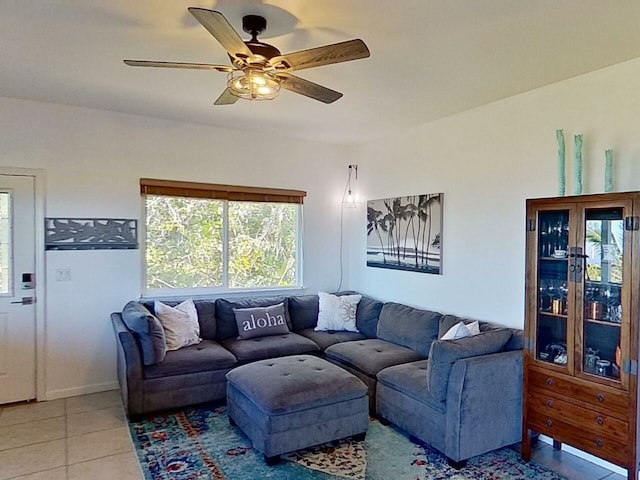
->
[111,312,144,416]
[444,350,523,461]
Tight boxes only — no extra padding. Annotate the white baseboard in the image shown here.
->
[44,381,119,401]
[538,435,627,476]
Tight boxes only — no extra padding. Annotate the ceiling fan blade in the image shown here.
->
[214,88,240,106]
[123,60,234,72]
[277,73,343,104]
[188,8,254,61]
[270,39,370,72]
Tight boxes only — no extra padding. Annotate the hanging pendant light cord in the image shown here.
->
[336,168,354,292]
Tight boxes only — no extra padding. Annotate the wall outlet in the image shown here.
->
[55,268,71,282]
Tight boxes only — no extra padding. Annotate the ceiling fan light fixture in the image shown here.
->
[227,69,280,101]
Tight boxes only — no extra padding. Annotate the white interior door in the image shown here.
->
[0,175,36,404]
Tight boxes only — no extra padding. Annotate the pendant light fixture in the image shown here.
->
[342,165,358,208]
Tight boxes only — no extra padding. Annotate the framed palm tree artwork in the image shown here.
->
[366,193,443,274]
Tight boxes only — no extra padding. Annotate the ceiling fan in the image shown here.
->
[124,7,370,105]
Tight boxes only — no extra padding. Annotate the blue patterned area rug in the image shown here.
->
[129,404,566,480]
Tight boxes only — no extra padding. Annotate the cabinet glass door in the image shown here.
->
[581,208,624,382]
[535,210,571,368]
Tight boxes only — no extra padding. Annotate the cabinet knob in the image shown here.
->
[595,438,603,448]
[546,378,554,386]
[546,419,553,427]
[545,400,553,408]
[596,417,604,426]
[596,393,605,403]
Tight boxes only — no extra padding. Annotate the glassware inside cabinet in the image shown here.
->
[536,210,570,366]
[582,208,623,380]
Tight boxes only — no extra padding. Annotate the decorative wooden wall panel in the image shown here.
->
[45,218,138,250]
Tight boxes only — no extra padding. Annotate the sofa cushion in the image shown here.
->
[141,299,217,340]
[216,297,292,340]
[288,295,319,331]
[426,329,513,402]
[324,339,423,377]
[377,303,441,357]
[352,296,383,339]
[376,360,445,413]
[121,301,166,366]
[221,332,320,363]
[234,303,290,340]
[297,328,366,350]
[316,292,362,332]
[143,339,237,379]
[154,300,201,351]
[505,330,524,351]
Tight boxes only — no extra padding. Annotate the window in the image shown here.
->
[141,178,305,295]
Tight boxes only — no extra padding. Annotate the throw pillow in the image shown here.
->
[426,329,513,402]
[466,320,481,335]
[233,303,290,340]
[215,297,292,340]
[121,301,167,365]
[440,321,472,340]
[154,299,201,351]
[315,292,362,332]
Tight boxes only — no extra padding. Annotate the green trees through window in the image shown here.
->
[145,195,299,292]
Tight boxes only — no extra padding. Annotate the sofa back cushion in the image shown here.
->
[121,301,166,365]
[141,299,217,340]
[216,296,292,340]
[377,303,442,357]
[288,295,319,331]
[351,295,383,339]
[426,329,513,402]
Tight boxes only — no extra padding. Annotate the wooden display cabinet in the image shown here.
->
[522,192,640,480]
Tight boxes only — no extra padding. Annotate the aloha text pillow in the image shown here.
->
[233,303,290,340]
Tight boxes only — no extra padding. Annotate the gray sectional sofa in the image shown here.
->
[111,292,523,464]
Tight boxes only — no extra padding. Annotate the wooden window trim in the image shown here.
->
[140,178,306,204]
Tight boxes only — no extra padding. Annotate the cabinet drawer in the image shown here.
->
[528,389,628,442]
[528,369,628,419]
[528,410,630,467]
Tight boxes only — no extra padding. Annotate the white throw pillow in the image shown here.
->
[466,320,481,336]
[440,321,472,340]
[315,292,362,332]
[154,299,201,351]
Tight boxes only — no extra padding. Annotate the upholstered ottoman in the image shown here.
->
[226,354,369,464]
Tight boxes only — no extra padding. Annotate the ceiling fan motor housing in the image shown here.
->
[240,15,281,62]
[242,15,267,37]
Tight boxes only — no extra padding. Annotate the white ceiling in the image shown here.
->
[2,0,640,145]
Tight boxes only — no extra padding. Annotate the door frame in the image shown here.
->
[0,167,46,401]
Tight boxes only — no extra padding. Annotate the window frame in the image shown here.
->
[140,178,305,298]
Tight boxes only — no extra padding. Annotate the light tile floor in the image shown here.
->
[0,390,627,480]
[0,391,143,480]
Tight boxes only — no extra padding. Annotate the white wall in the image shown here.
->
[4,55,640,399]
[0,98,350,399]
[348,57,640,329]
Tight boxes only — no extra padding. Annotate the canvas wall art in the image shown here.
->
[367,193,443,274]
